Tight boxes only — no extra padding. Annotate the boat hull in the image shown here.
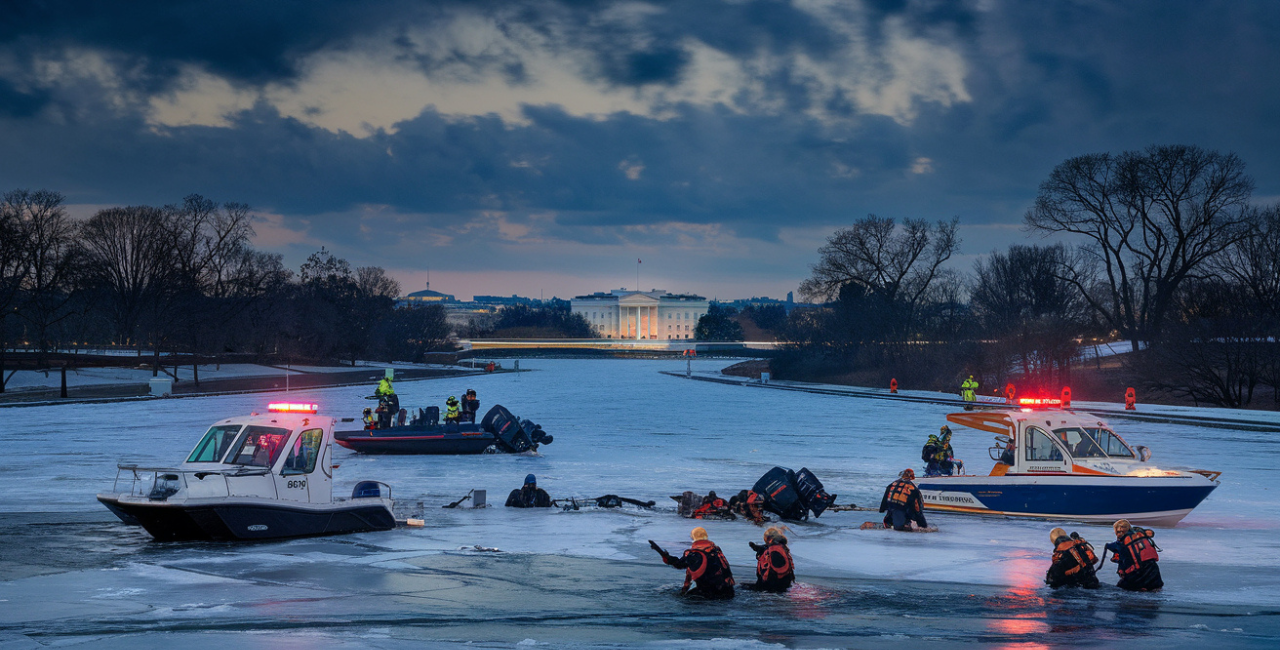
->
[97,494,396,541]
[916,475,1218,527]
[335,426,498,454]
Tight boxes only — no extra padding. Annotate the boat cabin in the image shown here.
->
[118,402,339,504]
[946,400,1153,477]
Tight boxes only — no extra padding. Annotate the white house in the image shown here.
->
[570,289,709,339]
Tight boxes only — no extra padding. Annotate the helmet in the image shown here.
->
[900,468,916,480]
[447,396,458,405]
[1049,527,1067,544]
[524,474,536,485]
[690,527,708,541]
[940,425,951,434]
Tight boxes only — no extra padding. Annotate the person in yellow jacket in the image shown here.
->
[376,376,395,397]
[960,375,978,409]
[444,396,461,423]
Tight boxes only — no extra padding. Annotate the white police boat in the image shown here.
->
[916,398,1220,527]
[98,402,396,541]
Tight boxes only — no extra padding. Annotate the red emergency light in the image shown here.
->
[1017,397,1062,408]
[268,402,318,414]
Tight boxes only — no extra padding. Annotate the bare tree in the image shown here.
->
[0,193,32,391]
[79,206,174,349]
[355,266,402,300]
[800,215,959,339]
[1026,145,1255,349]
[8,189,78,363]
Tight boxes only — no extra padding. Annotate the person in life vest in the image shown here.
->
[960,375,979,406]
[744,527,795,593]
[879,469,928,531]
[373,376,398,428]
[460,389,480,423]
[650,527,735,599]
[1104,519,1163,591]
[921,433,942,476]
[444,396,461,423]
[692,491,731,519]
[933,427,963,476]
[362,407,376,430]
[505,474,552,508]
[1045,527,1100,589]
[729,489,766,523]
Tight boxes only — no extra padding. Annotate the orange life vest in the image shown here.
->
[1053,538,1098,576]
[683,540,735,592]
[756,542,794,583]
[1118,528,1159,575]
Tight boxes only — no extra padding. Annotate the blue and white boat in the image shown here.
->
[916,400,1220,527]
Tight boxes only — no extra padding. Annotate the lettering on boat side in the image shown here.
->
[247,525,268,531]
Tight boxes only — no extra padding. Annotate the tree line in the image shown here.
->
[0,191,452,389]
[773,144,1280,408]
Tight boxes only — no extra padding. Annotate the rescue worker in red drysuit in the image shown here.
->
[744,526,795,593]
[650,527,735,599]
[1045,527,1100,589]
[691,491,730,518]
[879,469,928,531]
[1105,519,1163,591]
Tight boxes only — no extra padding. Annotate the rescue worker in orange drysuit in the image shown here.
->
[1045,527,1100,589]
[743,526,795,593]
[879,468,928,531]
[650,527,735,599]
[1105,519,1163,591]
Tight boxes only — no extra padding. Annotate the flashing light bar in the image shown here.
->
[268,402,318,414]
[1017,397,1062,407]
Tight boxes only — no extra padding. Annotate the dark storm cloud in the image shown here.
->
[3,0,1280,280]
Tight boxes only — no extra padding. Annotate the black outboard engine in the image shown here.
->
[481,405,550,453]
[750,466,837,521]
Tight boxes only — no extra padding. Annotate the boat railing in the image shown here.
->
[113,464,279,501]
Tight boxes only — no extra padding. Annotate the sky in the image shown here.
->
[3,0,1279,301]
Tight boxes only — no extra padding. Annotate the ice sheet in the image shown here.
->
[1,359,1278,648]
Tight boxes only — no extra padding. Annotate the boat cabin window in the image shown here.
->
[1085,428,1135,458]
[227,426,290,467]
[1052,427,1107,458]
[1026,427,1065,462]
[282,428,324,475]
[187,425,242,463]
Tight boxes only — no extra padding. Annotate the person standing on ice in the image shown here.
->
[505,474,552,508]
[1045,527,1100,589]
[879,469,928,531]
[744,527,795,593]
[1105,519,1163,591]
[650,527,735,599]
[960,375,978,408]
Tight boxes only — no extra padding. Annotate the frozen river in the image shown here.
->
[1,359,1278,648]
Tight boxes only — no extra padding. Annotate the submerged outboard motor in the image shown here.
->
[481,405,550,453]
[750,466,837,521]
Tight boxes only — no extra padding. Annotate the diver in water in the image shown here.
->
[935,427,963,475]
[505,474,552,508]
[879,469,928,531]
[1105,519,1163,591]
[744,527,795,593]
[1045,527,1100,589]
[922,430,942,475]
[650,527,735,599]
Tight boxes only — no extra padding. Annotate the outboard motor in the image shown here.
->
[481,405,545,453]
[751,466,836,520]
[794,467,837,517]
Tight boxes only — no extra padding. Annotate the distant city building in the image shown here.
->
[402,283,456,304]
[472,294,536,307]
[722,292,797,314]
[571,289,708,339]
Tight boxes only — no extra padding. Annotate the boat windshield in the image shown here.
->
[187,425,243,463]
[227,426,291,467]
[1084,428,1135,458]
[1052,427,1107,458]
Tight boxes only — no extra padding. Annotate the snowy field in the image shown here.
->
[1,358,1278,648]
